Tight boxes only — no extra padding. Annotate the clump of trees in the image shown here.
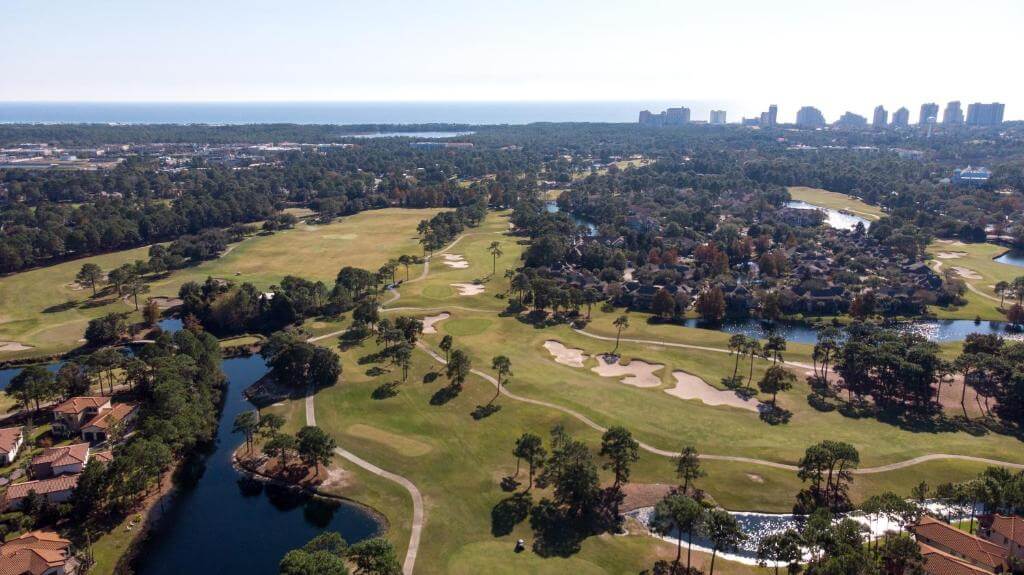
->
[279,531,401,575]
[260,332,342,389]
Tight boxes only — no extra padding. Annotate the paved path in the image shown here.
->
[306,389,424,575]
[931,259,1001,304]
[416,340,1024,474]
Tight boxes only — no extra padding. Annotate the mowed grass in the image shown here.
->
[0,208,444,357]
[787,186,885,220]
[927,240,1024,320]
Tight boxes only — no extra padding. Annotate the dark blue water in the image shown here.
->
[136,355,380,574]
[995,250,1024,268]
[0,101,727,125]
[681,318,1023,345]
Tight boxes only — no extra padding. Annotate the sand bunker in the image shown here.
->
[450,283,485,296]
[543,340,588,368]
[935,239,967,246]
[746,474,765,483]
[591,355,664,388]
[936,252,966,259]
[442,254,470,269]
[664,371,760,412]
[148,296,183,309]
[952,267,983,280]
[0,341,33,352]
[421,312,450,334]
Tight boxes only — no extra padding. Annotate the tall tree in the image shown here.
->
[488,241,503,275]
[675,445,705,493]
[232,410,259,453]
[446,349,472,390]
[612,315,630,355]
[76,263,104,297]
[513,432,546,491]
[704,508,746,575]
[651,493,705,572]
[758,365,796,409]
[297,426,337,479]
[599,426,639,490]
[490,355,512,404]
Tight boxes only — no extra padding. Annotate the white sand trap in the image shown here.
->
[952,267,982,280]
[0,341,33,352]
[935,239,967,246]
[665,371,760,412]
[591,356,664,388]
[442,254,470,269]
[543,340,588,368]
[936,252,966,259]
[746,473,765,483]
[421,312,450,334]
[450,283,485,296]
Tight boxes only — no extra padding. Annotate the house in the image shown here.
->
[80,403,138,443]
[0,426,24,465]
[980,515,1024,560]
[910,516,1009,573]
[51,397,111,437]
[1,474,80,511]
[0,530,78,575]
[920,543,994,575]
[30,443,90,478]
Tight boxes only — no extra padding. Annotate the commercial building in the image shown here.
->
[892,107,910,128]
[709,110,727,125]
[966,102,1005,126]
[759,104,778,127]
[796,106,826,128]
[872,105,888,128]
[835,111,868,129]
[638,107,691,126]
[920,102,939,125]
[944,101,964,125]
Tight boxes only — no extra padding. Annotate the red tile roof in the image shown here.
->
[989,514,1024,548]
[82,402,136,431]
[0,531,72,575]
[911,516,1008,570]
[52,396,109,415]
[2,474,79,504]
[92,450,114,463]
[920,543,993,575]
[32,442,89,469]
[0,426,22,456]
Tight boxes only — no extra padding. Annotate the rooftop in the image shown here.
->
[32,442,89,469]
[0,426,23,455]
[911,516,1008,570]
[53,396,109,415]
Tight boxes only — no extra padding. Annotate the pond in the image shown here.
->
[680,317,1023,345]
[545,201,598,235]
[135,355,381,574]
[995,250,1024,268]
[786,200,872,231]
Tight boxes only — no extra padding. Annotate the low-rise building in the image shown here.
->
[51,397,111,437]
[80,403,138,443]
[920,543,994,575]
[981,514,1024,560]
[30,443,90,478]
[910,516,1009,573]
[1,474,80,511]
[0,426,24,465]
[0,530,78,575]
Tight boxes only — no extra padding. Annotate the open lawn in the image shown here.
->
[0,208,444,358]
[927,240,1024,321]
[787,186,885,220]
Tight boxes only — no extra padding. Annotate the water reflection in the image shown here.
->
[786,200,872,230]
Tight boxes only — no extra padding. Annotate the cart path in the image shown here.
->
[306,389,424,575]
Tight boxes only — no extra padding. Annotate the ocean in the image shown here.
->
[0,101,739,125]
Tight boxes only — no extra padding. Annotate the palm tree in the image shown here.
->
[612,315,630,355]
[488,241,503,275]
[490,355,512,404]
[994,281,1009,309]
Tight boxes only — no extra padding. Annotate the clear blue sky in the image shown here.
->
[2,0,1021,121]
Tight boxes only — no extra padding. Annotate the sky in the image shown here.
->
[2,0,1021,121]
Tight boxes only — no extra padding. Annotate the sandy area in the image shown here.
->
[421,312,450,334]
[664,371,760,412]
[591,355,664,388]
[935,239,967,246]
[450,283,485,296]
[936,252,966,259]
[746,473,765,483]
[0,341,33,352]
[543,340,588,368]
[149,296,184,309]
[952,267,983,280]
[442,254,469,269]
[66,282,85,291]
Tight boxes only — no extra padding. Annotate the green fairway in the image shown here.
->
[0,208,444,358]
[787,186,885,220]
[927,240,1024,321]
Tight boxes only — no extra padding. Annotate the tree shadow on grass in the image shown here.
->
[471,403,501,419]
[429,384,461,405]
[491,492,533,536]
[372,381,401,400]
[43,300,80,313]
[422,371,439,384]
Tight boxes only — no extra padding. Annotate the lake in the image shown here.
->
[545,201,598,235]
[135,355,381,574]
[786,200,872,230]
[681,317,1023,344]
[995,250,1024,268]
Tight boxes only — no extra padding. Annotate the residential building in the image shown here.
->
[639,107,690,126]
[981,515,1024,560]
[835,111,869,129]
[892,107,910,127]
[944,101,964,125]
[51,397,111,437]
[920,102,939,125]
[796,106,826,128]
[30,443,90,478]
[759,104,778,127]
[1,474,80,511]
[709,110,727,125]
[920,544,994,575]
[967,102,1005,126]
[0,426,24,465]
[0,530,79,575]
[872,105,888,128]
[910,516,1008,573]
[80,403,138,443]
